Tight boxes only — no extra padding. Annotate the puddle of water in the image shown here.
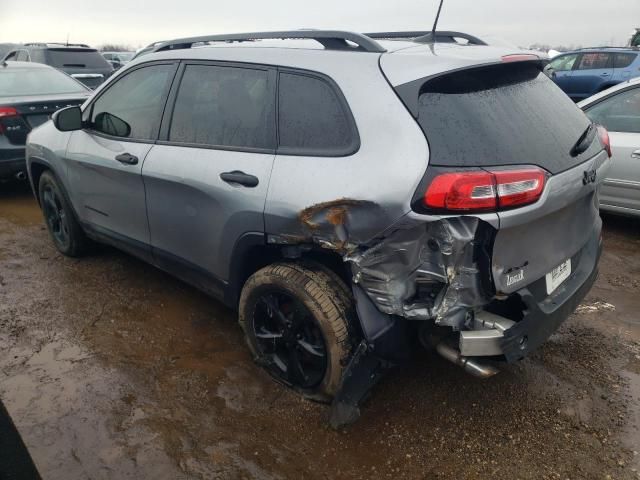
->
[0,338,189,480]
[0,184,42,226]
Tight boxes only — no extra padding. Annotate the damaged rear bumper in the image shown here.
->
[499,228,602,362]
[459,225,602,362]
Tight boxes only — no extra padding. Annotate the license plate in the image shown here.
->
[545,259,571,294]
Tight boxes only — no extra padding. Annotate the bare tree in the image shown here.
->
[98,44,133,52]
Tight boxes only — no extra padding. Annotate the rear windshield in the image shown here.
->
[46,49,111,69]
[410,63,598,174]
[0,67,88,97]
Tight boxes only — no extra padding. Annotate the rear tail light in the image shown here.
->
[424,167,547,212]
[0,106,18,135]
[0,106,18,118]
[596,125,612,158]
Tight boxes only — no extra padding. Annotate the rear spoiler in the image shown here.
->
[392,58,544,117]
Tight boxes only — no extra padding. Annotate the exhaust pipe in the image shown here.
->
[436,342,500,379]
[15,171,26,181]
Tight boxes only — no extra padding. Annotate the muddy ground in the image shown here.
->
[0,180,639,480]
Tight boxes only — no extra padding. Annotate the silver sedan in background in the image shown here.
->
[580,77,640,217]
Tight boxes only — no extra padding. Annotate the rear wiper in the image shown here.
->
[571,123,596,157]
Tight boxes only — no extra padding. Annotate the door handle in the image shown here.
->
[601,72,610,76]
[632,150,640,159]
[220,170,259,187]
[115,153,138,165]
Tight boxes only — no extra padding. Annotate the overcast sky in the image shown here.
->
[1,0,638,49]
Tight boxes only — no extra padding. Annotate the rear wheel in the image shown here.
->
[38,171,88,257]
[239,263,352,402]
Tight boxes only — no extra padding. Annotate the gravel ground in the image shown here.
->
[0,181,639,479]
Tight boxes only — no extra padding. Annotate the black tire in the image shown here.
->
[38,171,88,257]
[239,263,353,402]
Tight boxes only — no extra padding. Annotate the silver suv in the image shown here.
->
[25,30,611,427]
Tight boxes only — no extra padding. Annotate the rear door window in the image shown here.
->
[613,53,637,69]
[550,54,578,71]
[277,72,358,156]
[89,63,175,140]
[585,87,640,133]
[169,64,274,150]
[576,53,612,70]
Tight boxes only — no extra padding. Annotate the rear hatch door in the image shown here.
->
[382,54,609,296]
[45,48,113,88]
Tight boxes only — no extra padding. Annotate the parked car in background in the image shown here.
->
[26,30,610,427]
[101,51,134,70]
[549,47,640,101]
[2,43,113,89]
[0,61,90,181]
[580,78,640,217]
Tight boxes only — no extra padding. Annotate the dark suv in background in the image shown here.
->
[2,44,113,89]
[549,47,640,101]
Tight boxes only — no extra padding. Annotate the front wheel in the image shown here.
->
[38,171,88,257]
[239,263,353,402]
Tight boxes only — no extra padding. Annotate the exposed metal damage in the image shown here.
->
[347,216,494,329]
[274,198,495,329]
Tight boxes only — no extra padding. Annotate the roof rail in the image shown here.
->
[153,30,387,53]
[365,31,432,40]
[413,31,487,46]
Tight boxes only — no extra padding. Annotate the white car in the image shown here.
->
[580,77,640,217]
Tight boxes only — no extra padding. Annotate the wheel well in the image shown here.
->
[29,162,49,204]
[227,243,351,309]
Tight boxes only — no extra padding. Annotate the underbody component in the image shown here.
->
[435,342,499,378]
[328,341,390,430]
[328,285,409,429]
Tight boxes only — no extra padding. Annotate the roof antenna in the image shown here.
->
[431,0,445,41]
[66,32,69,46]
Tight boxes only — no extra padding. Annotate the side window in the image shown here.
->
[169,64,273,149]
[90,63,174,140]
[576,53,611,70]
[613,53,637,69]
[278,72,357,155]
[585,87,640,133]
[15,51,29,61]
[550,54,578,72]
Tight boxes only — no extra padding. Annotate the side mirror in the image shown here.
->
[52,106,83,132]
[94,111,131,137]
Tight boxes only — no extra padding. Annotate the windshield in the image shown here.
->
[0,67,88,97]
